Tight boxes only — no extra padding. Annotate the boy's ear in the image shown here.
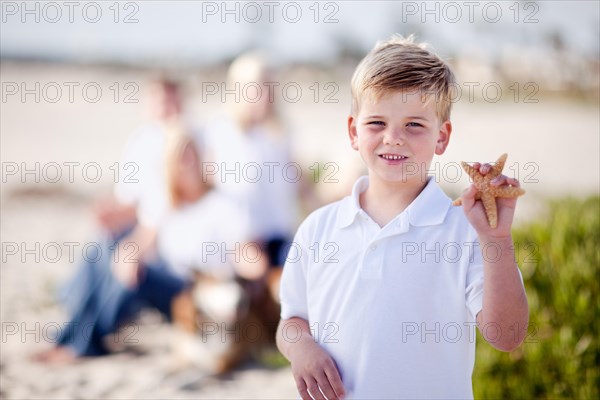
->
[347,115,359,151]
[435,120,452,155]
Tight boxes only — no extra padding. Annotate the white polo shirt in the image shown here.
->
[280,176,485,399]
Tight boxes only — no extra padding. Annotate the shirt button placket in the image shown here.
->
[361,241,383,278]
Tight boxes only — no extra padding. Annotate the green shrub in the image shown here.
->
[473,196,600,398]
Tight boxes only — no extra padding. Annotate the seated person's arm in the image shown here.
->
[93,195,137,235]
[276,317,345,400]
[111,224,157,288]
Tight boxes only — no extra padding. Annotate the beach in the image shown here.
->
[1,61,598,398]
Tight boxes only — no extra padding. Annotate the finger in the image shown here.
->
[324,364,346,399]
[315,371,338,400]
[296,378,312,400]
[480,163,492,175]
[490,175,507,186]
[491,175,520,188]
[461,184,478,212]
[472,162,481,170]
[306,377,326,400]
[505,177,520,187]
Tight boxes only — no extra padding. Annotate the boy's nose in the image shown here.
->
[383,128,406,146]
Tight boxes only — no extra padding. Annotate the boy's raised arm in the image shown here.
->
[277,317,346,400]
[475,234,529,351]
[459,164,529,351]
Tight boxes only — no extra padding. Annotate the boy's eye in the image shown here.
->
[367,121,385,126]
[407,122,424,127]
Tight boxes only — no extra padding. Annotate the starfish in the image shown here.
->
[452,153,525,228]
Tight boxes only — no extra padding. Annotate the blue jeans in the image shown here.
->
[57,232,187,356]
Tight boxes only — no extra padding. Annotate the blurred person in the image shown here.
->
[203,51,299,281]
[201,52,308,347]
[34,132,263,364]
[32,77,184,364]
[94,77,183,239]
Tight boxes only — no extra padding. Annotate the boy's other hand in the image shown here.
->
[289,339,346,400]
[459,162,520,240]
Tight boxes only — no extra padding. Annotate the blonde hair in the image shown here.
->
[227,51,268,123]
[227,51,282,133]
[351,34,456,122]
[163,126,207,208]
[227,51,269,87]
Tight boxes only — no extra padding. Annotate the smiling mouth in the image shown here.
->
[379,154,408,161]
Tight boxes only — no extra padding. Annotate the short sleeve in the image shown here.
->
[279,220,310,321]
[465,229,484,321]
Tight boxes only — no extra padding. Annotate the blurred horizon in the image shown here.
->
[3,1,599,105]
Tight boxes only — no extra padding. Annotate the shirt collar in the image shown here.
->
[336,175,452,229]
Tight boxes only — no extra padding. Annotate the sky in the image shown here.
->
[1,1,599,66]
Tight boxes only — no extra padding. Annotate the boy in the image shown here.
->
[276,36,529,399]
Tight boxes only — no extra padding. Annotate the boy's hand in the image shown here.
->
[459,162,520,240]
[289,338,345,400]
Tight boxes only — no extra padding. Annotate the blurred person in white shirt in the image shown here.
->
[203,53,300,303]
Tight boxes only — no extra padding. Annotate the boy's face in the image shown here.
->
[348,90,451,188]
